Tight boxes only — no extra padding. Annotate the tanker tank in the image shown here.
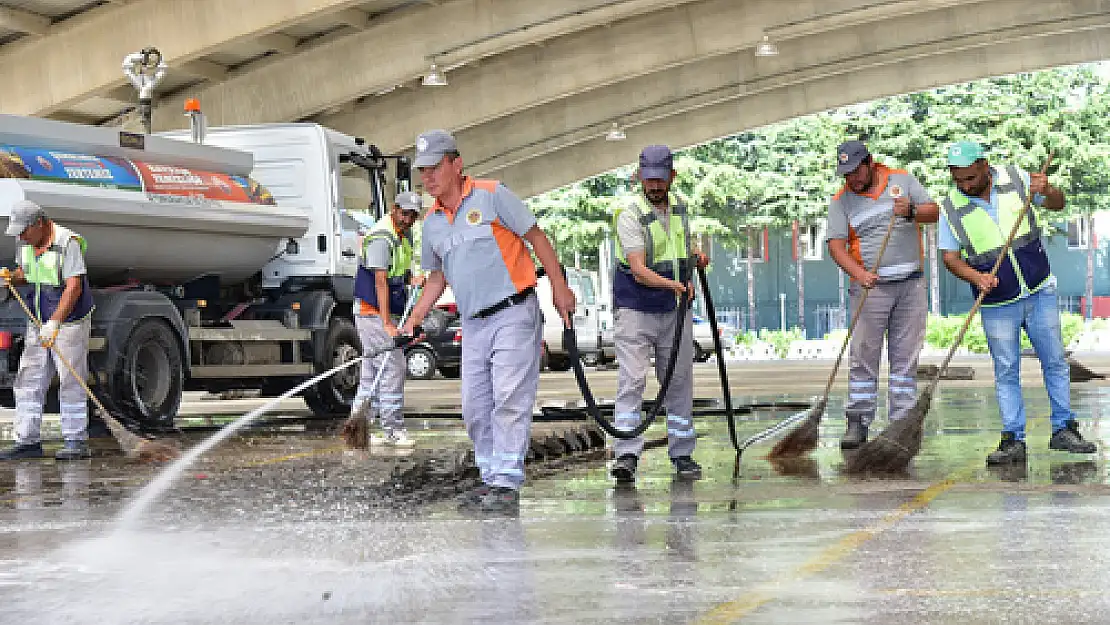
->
[0,115,310,287]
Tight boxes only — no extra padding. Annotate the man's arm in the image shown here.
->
[625,250,686,296]
[827,239,878,289]
[373,270,397,335]
[523,226,576,325]
[943,251,998,292]
[401,271,447,335]
[1028,172,1065,210]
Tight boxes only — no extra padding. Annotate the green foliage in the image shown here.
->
[530,63,1110,267]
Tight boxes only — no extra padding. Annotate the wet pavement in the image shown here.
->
[3,364,1110,624]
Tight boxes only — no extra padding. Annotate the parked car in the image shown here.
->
[404,308,462,379]
[691,314,737,363]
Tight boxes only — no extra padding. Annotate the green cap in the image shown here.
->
[947,140,985,167]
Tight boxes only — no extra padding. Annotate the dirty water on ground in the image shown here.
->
[2,386,1110,623]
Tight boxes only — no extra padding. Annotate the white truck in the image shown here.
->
[536,267,603,370]
[0,112,410,430]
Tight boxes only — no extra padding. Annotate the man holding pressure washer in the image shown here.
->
[609,145,708,484]
[825,141,938,450]
[400,129,575,515]
[939,140,1096,465]
[0,200,94,460]
[348,191,424,448]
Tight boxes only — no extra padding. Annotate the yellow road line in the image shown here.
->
[697,471,970,625]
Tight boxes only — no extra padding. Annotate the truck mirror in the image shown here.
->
[397,157,412,187]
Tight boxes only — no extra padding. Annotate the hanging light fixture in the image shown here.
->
[422,61,447,87]
[605,122,626,142]
[754,34,779,57]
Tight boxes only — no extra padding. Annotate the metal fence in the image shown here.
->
[812,304,847,338]
[1058,295,1083,315]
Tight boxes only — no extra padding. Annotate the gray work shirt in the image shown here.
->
[825,167,933,282]
[616,200,671,255]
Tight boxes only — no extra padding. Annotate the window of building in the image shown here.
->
[737,227,765,262]
[1067,217,1090,250]
[798,223,824,260]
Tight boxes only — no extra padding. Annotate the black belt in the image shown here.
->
[472,287,535,319]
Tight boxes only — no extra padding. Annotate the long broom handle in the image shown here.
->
[6,283,110,416]
[822,212,899,399]
[929,154,1054,393]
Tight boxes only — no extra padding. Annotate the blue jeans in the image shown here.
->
[980,284,1073,440]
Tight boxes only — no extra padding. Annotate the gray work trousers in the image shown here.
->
[14,316,91,444]
[354,314,406,432]
[612,307,695,459]
[461,295,542,490]
[846,276,927,426]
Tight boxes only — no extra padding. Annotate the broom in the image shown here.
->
[767,211,899,459]
[7,284,180,463]
[849,154,1053,473]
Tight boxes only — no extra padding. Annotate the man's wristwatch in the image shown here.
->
[906,204,916,220]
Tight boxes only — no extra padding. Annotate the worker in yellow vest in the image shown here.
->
[939,140,1096,465]
[0,200,95,460]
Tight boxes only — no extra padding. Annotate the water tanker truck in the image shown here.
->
[0,107,410,431]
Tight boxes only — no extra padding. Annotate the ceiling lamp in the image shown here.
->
[422,62,447,87]
[605,122,626,142]
[754,34,779,57]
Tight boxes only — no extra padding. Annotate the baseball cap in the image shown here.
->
[413,129,458,168]
[5,199,46,236]
[394,190,423,213]
[639,145,674,180]
[947,140,986,167]
[835,140,870,175]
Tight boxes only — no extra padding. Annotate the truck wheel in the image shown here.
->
[303,317,360,417]
[113,318,183,429]
[546,352,572,372]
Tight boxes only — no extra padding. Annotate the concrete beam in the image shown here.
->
[458,1,1110,177]
[178,60,231,82]
[0,6,50,35]
[148,0,706,130]
[333,8,370,29]
[0,0,371,116]
[322,0,1002,154]
[257,33,299,54]
[488,26,1110,198]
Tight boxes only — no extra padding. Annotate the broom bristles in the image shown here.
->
[766,417,819,459]
[97,407,180,462]
[846,390,931,473]
[340,416,369,450]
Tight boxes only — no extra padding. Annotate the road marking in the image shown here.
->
[697,470,970,625]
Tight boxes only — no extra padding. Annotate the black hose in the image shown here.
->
[566,259,693,439]
[695,263,739,453]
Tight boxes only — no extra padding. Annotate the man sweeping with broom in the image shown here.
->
[825,141,938,449]
[938,141,1096,465]
[0,200,95,460]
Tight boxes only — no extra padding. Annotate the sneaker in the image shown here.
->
[986,433,1027,465]
[475,486,520,515]
[457,484,492,511]
[1049,420,1097,454]
[840,417,867,450]
[387,430,416,449]
[672,456,703,480]
[55,440,91,460]
[0,442,44,460]
[610,454,638,483]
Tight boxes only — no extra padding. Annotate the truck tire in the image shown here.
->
[113,318,183,429]
[405,346,437,380]
[303,317,360,417]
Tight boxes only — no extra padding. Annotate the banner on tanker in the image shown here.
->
[132,162,276,205]
[0,145,142,190]
[0,144,276,206]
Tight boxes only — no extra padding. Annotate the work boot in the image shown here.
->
[475,486,520,516]
[0,442,43,460]
[457,484,491,511]
[55,440,91,460]
[610,454,638,484]
[350,398,371,422]
[986,433,1026,465]
[672,456,703,480]
[1049,420,1097,454]
[840,417,867,450]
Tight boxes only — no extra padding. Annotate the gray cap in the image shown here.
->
[835,140,870,175]
[414,129,458,168]
[394,190,423,213]
[639,145,674,180]
[5,199,46,236]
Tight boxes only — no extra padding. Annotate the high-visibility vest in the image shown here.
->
[352,215,412,315]
[612,195,690,313]
[19,224,94,324]
[941,165,1051,306]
